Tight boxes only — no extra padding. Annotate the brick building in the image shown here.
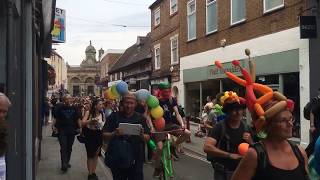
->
[98,49,124,92]
[109,35,152,91]
[149,0,181,98]
[177,0,309,145]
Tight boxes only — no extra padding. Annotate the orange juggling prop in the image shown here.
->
[238,143,249,156]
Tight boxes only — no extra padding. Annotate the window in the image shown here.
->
[120,72,123,79]
[264,0,284,13]
[110,74,113,81]
[154,44,161,70]
[115,73,118,80]
[105,64,108,76]
[170,0,178,15]
[231,0,245,25]
[187,0,196,41]
[206,0,218,34]
[170,35,179,65]
[154,7,160,26]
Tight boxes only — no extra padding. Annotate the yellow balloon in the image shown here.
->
[107,88,117,100]
[151,106,164,119]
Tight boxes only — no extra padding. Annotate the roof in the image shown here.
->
[149,0,162,9]
[109,35,151,73]
[100,49,125,61]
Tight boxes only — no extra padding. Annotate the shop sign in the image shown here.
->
[151,77,169,85]
[207,60,247,79]
[300,16,317,39]
[52,8,66,43]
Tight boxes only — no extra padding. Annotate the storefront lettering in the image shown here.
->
[208,65,241,77]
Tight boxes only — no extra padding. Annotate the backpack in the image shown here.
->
[252,141,309,180]
[304,97,320,120]
[104,113,136,169]
[207,120,250,162]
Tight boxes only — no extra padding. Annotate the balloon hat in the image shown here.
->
[220,91,246,113]
[215,49,294,132]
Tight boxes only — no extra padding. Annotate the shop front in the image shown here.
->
[183,49,301,140]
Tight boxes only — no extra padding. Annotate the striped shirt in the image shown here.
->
[0,156,6,180]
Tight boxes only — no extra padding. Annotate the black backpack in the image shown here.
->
[252,141,309,180]
[206,120,250,162]
[304,97,320,120]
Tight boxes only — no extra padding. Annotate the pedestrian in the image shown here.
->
[103,93,150,180]
[204,91,253,180]
[0,93,11,180]
[81,98,105,180]
[306,88,320,157]
[231,98,309,180]
[53,94,81,172]
[153,83,191,177]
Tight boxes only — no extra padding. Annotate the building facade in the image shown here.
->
[149,0,181,98]
[46,50,68,97]
[67,41,100,96]
[98,49,124,92]
[177,0,309,145]
[0,0,56,179]
[109,35,152,91]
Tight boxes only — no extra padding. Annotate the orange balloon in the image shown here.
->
[154,117,165,131]
[226,72,246,87]
[257,92,273,105]
[254,103,265,117]
[238,143,249,156]
[253,83,272,94]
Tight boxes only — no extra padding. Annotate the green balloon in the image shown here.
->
[147,95,159,108]
[111,85,119,97]
[148,140,156,151]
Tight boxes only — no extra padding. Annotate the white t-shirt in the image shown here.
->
[0,156,6,180]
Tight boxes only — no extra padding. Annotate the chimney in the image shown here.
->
[98,48,104,61]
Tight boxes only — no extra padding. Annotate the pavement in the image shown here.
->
[36,123,113,180]
[183,122,206,158]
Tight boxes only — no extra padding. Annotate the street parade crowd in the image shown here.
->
[39,56,320,180]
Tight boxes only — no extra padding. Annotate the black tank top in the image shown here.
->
[252,141,309,180]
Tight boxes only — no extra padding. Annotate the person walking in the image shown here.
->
[204,91,253,180]
[53,94,81,172]
[0,93,11,180]
[231,97,309,180]
[81,98,105,180]
[103,93,150,180]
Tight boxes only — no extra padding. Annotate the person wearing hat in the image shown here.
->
[231,95,309,180]
[102,93,150,180]
[204,91,253,180]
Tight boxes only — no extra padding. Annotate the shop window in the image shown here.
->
[187,0,196,41]
[154,7,160,26]
[264,0,284,13]
[206,0,218,34]
[231,0,246,25]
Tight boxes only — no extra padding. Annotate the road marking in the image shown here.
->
[184,152,210,164]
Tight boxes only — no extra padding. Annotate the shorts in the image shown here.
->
[153,123,181,143]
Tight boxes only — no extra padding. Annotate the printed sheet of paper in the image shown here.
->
[119,123,142,135]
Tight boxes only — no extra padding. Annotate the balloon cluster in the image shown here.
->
[104,81,129,100]
[135,89,165,131]
[215,49,294,133]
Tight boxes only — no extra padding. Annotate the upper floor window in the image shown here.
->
[154,44,161,70]
[120,72,123,79]
[264,0,284,13]
[187,0,196,41]
[170,0,178,15]
[231,0,245,25]
[154,7,160,26]
[170,35,179,65]
[206,0,218,34]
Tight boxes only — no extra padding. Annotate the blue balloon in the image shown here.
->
[135,89,151,101]
[116,81,129,96]
[314,136,320,175]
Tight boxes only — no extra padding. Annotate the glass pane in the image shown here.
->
[207,2,217,32]
[188,14,196,40]
[188,0,195,14]
[232,0,245,23]
[265,0,283,11]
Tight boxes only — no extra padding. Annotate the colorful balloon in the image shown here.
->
[238,143,249,156]
[147,95,159,109]
[116,81,129,96]
[151,106,164,119]
[107,88,117,100]
[154,117,165,131]
[148,139,157,151]
[136,89,151,101]
[111,84,119,97]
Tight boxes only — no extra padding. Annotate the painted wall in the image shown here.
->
[179,27,310,146]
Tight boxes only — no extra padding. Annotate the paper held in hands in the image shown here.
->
[119,123,142,135]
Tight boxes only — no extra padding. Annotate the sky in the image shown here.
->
[55,0,152,65]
